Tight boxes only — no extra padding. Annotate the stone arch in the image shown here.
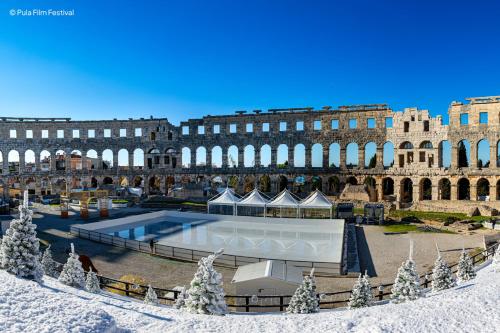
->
[211,146,223,168]
[476,178,490,200]
[148,175,161,194]
[118,149,129,168]
[438,140,451,168]
[399,141,414,149]
[457,178,470,200]
[71,150,83,170]
[346,176,358,185]
[278,175,288,191]
[328,176,340,195]
[311,176,322,191]
[243,175,255,193]
[103,177,114,185]
[438,178,451,200]
[477,139,490,168]
[382,177,394,197]
[40,150,51,171]
[181,147,191,168]
[329,143,340,168]
[133,176,143,188]
[364,176,377,201]
[260,144,271,167]
[457,140,470,168]
[364,142,377,168]
[346,142,358,167]
[8,150,20,173]
[419,141,433,149]
[259,174,271,192]
[419,178,432,200]
[90,177,98,188]
[294,144,305,167]
[196,146,207,166]
[293,175,306,193]
[133,148,145,168]
[55,150,66,171]
[400,178,413,203]
[102,149,113,169]
[277,144,288,167]
[244,145,255,167]
[86,149,98,169]
[383,141,394,168]
[228,145,238,168]
[496,180,500,200]
[119,176,129,187]
[228,175,239,189]
[24,149,36,172]
[311,143,323,168]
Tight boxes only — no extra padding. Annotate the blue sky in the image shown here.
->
[1,0,499,125]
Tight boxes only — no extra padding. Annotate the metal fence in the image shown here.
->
[70,226,342,275]
[82,241,498,313]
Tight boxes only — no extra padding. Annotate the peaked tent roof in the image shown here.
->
[237,189,270,207]
[266,189,300,208]
[299,190,333,208]
[208,188,241,205]
[231,260,303,285]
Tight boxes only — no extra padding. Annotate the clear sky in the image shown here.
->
[1,0,499,125]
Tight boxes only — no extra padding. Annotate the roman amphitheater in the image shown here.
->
[1,96,500,213]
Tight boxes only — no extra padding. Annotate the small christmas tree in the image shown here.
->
[184,249,228,315]
[391,240,421,303]
[0,191,43,281]
[58,243,85,288]
[456,248,476,283]
[432,245,455,292]
[144,285,159,305]
[287,268,319,314]
[41,245,60,278]
[174,286,188,309]
[492,244,500,271]
[348,271,373,309]
[85,267,101,293]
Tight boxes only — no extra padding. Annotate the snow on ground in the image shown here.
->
[0,263,499,333]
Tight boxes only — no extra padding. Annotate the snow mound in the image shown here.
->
[0,262,499,332]
[0,272,117,333]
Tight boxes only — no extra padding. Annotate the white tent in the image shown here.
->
[207,188,241,215]
[266,189,300,218]
[299,190,334,218]
[236,189,271,217]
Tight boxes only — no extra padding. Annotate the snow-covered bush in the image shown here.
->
[287,269,319,314]
[184,248,227,315]
[144,285,159,305]
[174,286,188,309]
[432,252,455,292]
[391,241,421,303]
[58,243,85,288]
[42,245,60,278]
[0,191,43,281]
[85,268,101,293]
[456,249,476,283]
[348,272,373,309]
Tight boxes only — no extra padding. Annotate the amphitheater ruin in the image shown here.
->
[1,96,500,213]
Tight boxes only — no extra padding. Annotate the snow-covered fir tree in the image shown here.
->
[391,240,421,303]
[144,285,159,305]
[85,268,101,293]
[456,248,476,283]
[492,244,500,271]
[348,271,373,309]
[183,248,228,315]
[174,286,188,309]
[41,245,59,278]
[287,268,319,314]
[432,246,455,292]
[0,191,43,280]
[58,243,85,288]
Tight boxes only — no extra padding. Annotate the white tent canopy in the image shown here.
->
[299,190,333,208]
[266,189,300,208]
[237,189,270,207]
[208,188,241,206]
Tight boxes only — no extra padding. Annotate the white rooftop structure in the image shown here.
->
[299,190,333,208]
[208,188,241,206]
[237,189,270,206]
[266,189,300,208]
[232,260,303,285]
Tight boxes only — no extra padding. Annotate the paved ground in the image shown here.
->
[22,206,495,294]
